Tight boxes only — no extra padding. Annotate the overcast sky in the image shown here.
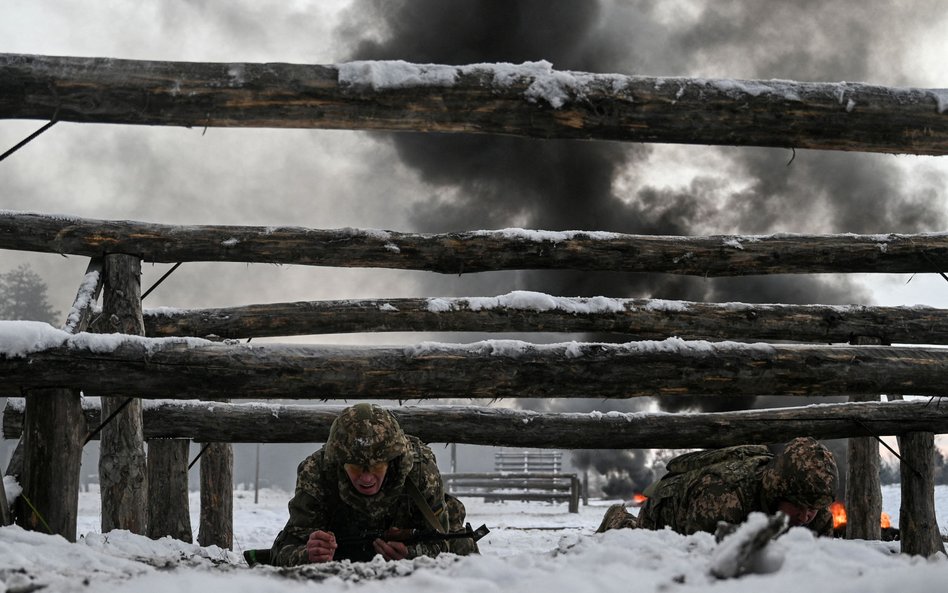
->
[2,1,947,487]
[1,1,947,318]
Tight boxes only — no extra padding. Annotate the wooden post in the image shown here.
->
[845,336,882,540]
[898,431,946,556]
[198,438,233,549]
[146,439,192,542]
[198,395,233,550]
[568,476,580,513]
[13,258,101,541]
[97,254,148,534]
[16,390,84,540]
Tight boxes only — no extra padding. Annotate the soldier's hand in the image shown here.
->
[373,537,409,561]
[306,530,337,563]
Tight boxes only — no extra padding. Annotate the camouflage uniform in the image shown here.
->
[597,437,838,537]
[270,404,458,566]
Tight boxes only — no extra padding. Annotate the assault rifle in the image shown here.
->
[243,523,490,567]
[336,522,490,547]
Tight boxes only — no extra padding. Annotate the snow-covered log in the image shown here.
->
[3,211,948,277]
[1,53,946,155]
[3,329,948,399]
[139,295,948,345]
[5,400,946,449]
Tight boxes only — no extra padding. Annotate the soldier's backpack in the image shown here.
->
[664,444,772,475]
[644,444,773,500]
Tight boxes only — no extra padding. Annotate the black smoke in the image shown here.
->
[336,1,947,488]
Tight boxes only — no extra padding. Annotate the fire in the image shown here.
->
[631,492,648,507]
[830,501,847,528]
[830,502,893,530]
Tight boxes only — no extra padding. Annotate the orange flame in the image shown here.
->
[631,492,648,507]
[881,512,891,529]
[830,501,847,528]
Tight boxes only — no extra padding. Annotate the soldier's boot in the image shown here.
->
[596,503,638,533]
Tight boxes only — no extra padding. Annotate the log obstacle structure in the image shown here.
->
[444,472,581,513]
[1,53,946,556]
[1,53,946,155]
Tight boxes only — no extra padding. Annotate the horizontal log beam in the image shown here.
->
[4,400,945,448]
[447,473,571,480]
[141,294,948,345]
[2,322,948,398]
[443,480,572,489]
[2,54,945,155]
[3,211,948,276]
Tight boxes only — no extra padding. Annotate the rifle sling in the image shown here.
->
[407,480,446,534]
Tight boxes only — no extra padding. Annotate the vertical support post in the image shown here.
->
[0,470,10,526]
[199,440,234,549]
[17,389,84,540]
[450,443,457,473]
[899,431,946,556]
[845,335,882,540]
[14,258,102,541]
[147,439,192,542]
[98,254,148,534]
[199,397,233,549]
[254,443,261,505]
[568,475,580,513]
[582,470,589,506]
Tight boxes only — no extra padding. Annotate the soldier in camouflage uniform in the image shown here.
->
[270,404,476,566]
[596,437,838,536]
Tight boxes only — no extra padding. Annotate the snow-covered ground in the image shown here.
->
[2,485,947,592]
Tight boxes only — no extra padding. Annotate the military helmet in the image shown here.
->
[324,404,410,467]
[761,437,838,508]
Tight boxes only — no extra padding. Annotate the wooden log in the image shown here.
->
[97,254,148,535]
[1,53,945,155]
[14,258,101,542]
[898,432,946,557]
[198,439,233,550]
[443,479,572,490]
[446,472,570,480]
[139,296,948,345]
[457,492,572,501]
[146,439,192,543]
[3,333,948,399]
[5,399,948,450]
[4,211,948,277]
[0,473,10,526]
[845,336,883,541]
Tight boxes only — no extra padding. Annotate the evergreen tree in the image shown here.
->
[0,263,59,324]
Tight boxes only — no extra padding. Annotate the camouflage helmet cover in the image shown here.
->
[762,437,838,508]
[325,404,410,467]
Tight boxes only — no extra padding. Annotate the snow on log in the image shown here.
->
[140,292,948,345]
[1,54,945,154]
[2,321,948,399]
[2,211,948,277]
[4,399,946,448]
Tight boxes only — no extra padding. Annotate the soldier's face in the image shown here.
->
[776,500,820,526]
[343,461,389,496]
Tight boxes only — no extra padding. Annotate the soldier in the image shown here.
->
[269,403,476,566]
[596,437,838,536]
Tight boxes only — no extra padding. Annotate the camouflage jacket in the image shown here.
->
[638,445,833,536]
[270,435,450,566]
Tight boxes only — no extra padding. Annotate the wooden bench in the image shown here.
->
[444,472,581,513]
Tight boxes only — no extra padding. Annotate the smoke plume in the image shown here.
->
[335,0,946,490]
